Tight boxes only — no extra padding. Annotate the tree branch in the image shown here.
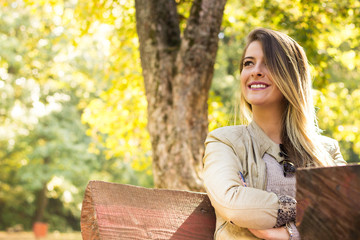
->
[135,0,181,106]
[135,0,181,68]
[184,0,227,55]
[178,0,227,89]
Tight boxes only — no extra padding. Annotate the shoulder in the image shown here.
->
[318,135,346,165]
[318,135,340,154]
[205,126,254,156]
[206,125,251,145]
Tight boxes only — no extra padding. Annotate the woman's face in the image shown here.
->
[240,41,284,109]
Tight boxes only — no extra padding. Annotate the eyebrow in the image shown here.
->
[243,56,255,61]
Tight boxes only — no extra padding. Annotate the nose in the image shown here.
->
[251,64,264,78]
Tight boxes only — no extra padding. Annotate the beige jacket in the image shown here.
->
[202,121,345,239]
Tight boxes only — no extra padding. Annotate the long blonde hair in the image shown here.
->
[238,28,334,167]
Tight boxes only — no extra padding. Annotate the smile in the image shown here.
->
[249,83,268,89]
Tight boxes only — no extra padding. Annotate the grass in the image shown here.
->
[0,231,82,240]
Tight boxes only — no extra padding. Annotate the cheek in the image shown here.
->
[241,71,252,84]
[240,72,248,86]
[274,87,285,100]
[239,75,247,94]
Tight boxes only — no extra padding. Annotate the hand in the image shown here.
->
[248,227,289,240]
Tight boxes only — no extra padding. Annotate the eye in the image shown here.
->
[243,60,254,67]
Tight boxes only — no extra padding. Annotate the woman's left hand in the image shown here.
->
[248,227,289,240]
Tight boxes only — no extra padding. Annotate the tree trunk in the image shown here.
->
[33,182,48,223]
[33,157,50,223]
[135,0,227,191]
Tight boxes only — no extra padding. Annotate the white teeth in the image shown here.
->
[250,84,267,89]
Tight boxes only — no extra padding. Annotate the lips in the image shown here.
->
[248,82,269,89]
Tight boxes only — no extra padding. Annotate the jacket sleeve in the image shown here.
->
[202,133,279,229]
[321,136,346,166]
[330,139,346,166]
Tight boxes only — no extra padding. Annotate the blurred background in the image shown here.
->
[0,0,359,234]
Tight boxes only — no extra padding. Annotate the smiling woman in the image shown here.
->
[202,28,346,240]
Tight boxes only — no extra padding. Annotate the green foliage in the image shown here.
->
[315,83,360,162]
[0,0,152,231]
[74,0,153,175]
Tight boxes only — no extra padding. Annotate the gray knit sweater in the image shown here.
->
[263,153,300,239]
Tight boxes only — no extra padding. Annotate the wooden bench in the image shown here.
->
[81,165,360,239]
[80,181,216,239]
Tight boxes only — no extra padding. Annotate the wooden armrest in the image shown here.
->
[81,181,216,240]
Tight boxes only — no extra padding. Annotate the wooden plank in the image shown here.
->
[296,164,360,240]
[81,182,100,240]
[80,181,216,240]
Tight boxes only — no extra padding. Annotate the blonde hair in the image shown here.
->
[238,28,334,167]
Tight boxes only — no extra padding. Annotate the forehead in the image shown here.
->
[245,41,264,57]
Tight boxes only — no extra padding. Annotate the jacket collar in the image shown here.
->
[247,121,284,163]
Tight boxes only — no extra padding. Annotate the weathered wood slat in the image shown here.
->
[80,181,216,240]
[296,164,360,240]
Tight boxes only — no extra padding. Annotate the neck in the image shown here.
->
[252,105,285,144]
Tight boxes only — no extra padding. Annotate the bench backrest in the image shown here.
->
[81,181,216,240]
[296,164,360,239]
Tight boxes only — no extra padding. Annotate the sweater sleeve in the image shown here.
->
[202,134,279,230]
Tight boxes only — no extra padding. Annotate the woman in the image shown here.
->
[202,28,345,239]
